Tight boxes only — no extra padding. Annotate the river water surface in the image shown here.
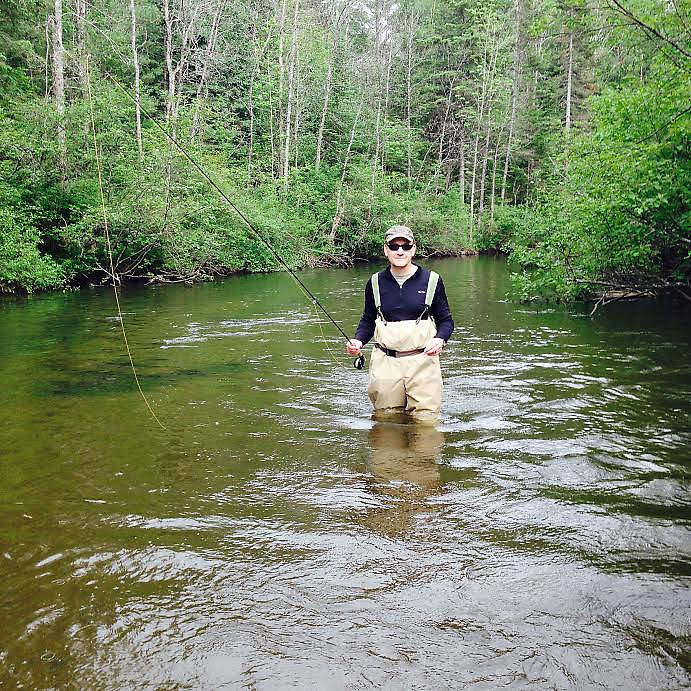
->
[1,257,690,689]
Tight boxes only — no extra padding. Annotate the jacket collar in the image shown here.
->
[384,264,421,281]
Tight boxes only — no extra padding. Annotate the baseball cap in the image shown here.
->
[384,225,415,243]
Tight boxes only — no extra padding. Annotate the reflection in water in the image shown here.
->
[363,419,444,537]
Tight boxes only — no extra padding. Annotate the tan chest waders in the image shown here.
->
[367,271,443,419]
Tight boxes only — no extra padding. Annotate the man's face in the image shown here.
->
[384,237,416,269]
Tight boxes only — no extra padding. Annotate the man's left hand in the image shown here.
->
[424,337,444,356]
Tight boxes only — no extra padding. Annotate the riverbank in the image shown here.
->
[0,204,482,295]
[5,243,690,314]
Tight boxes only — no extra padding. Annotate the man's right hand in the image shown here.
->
[346,339,363,356]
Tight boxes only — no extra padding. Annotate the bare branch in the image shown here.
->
[607,0,691,59]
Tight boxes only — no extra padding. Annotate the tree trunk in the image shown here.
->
[162,0,175,206]
[478,123,492,224]
[267,53,276,178]
[163,0,201,129]
[382,37,394,172]
[480,42,500,224]
[371,99,382,191]
[490,130,503,222]
[502,0,525,202]
[531,35,544,105]
[293,56,301,170]
[501,95,516,202]
[316,17,347,172]
[75,0,88,116]
[565,30,573,137]
[374,38,394,177]
[161,0,200,202]
[469,43,489,236]
[406,12,414,189]
[283,0,299,187]
[162,0,176,127]
[130,0,143,162]
[277,0,288,175]
[248,19,258,177]
[74,0,91,149]
[315,57,333,172]
[436,76,454,189]
[370,0,382,193]
[459,132,465,206]
[52,0,66,177]
[331,93,364,241]
[473,36,499,233]
[191,0,225,141]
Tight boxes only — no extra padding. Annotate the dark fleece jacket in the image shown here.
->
[354,265,454,345]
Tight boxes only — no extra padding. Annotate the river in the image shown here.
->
[1,257,689,688]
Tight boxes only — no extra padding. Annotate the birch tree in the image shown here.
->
[51,0,66,176]
[404,5,418,188]
[331,92,365,240]
[129,0,143,162]
[74,0,88,105]
[501,0,526,202]
[162,0,203,129]
[565,27,574,136]
[276,0,288,177]
[282,0,299,187]
[316,3,352,172]
[191,0,226,141]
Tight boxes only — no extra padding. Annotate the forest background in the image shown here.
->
[0,0,688,303]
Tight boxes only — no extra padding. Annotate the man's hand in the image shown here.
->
[424,337,444,356]
[346,338,363,356]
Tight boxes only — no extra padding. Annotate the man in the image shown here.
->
[346,225,454,420]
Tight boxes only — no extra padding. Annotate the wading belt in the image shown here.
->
[375,344,425,358]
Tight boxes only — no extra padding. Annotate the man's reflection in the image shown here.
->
[362,418,445,537]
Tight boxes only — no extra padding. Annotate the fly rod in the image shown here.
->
[106,73,364,369]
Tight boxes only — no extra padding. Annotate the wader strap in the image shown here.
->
[425,271,439,306]
[371,272,386,324]
[416,271,440,324]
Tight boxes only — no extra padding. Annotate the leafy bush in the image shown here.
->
[475,204,536,253]
[508,58,690,301]
[0,201,64,292]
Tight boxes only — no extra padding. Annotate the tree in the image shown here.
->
[51,0,66,175]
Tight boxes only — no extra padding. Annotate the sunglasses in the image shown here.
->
[387,242,414,251]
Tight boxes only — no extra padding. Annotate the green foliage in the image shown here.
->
[0,184,64,292]
[0,0,41,97]
[476,204,536,253]
[510,57,690,300]
[0,0,687,305]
